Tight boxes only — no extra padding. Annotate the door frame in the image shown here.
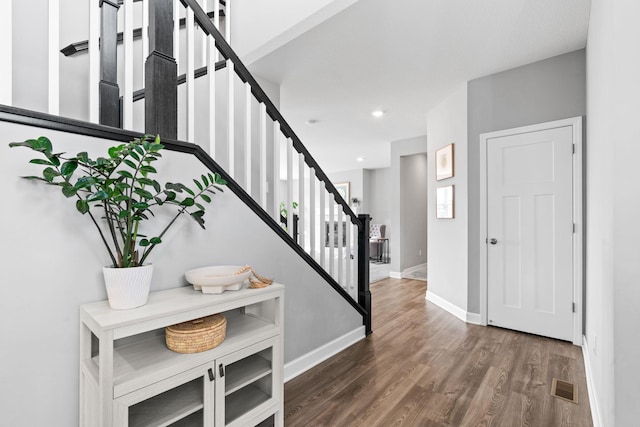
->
[479,117,583,345]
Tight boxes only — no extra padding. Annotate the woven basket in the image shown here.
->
[165,314,227,354]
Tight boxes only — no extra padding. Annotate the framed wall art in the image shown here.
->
[334,181,350,203]
[436,143,454,181]
[436,185,454,219]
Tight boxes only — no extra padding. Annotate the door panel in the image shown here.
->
[487,126,573,341]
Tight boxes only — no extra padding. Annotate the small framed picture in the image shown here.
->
[334,182,350,203]
[436,185,454,219]
[435,143,454,181]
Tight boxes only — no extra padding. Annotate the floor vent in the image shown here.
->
[551,378,578,404]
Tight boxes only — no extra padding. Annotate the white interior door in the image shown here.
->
[486,125,574,341]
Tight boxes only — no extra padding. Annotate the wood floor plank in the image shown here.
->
[283,278,593,427]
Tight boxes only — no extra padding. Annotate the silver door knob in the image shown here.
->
[489,238,498,245]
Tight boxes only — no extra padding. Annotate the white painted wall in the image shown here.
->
[425,84,468,311]
[389,135,427,275]
[0,120,361,426]
[232,0,359,64]
[585,1,640,425]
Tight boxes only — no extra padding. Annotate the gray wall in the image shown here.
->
[400,155,427,268]
[366,167,391,239]
[327,168,364,208]
[426,83,468,310]
[0,120,361,426]
[389,135,428,274]
[467,49,586,313]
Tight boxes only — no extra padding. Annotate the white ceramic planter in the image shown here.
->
[102,264,153,309]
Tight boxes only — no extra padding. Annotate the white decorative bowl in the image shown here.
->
[185,265,251,294]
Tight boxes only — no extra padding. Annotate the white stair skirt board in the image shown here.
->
[582,336,603,427]
[284,326,366,383]
[426,291,480,324]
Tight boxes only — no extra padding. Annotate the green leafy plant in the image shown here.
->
[279,201,298,220]
[10,134,226,268]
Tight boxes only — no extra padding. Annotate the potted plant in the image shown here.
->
[9,134,226,309]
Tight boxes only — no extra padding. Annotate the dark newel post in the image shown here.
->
[145,0,177,139]
[99,0,121,127]
[358,214,372,335]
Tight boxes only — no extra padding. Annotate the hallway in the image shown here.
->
[284,278,592,426]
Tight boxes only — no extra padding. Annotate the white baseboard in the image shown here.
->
[390,271,403,279]
[403,263,426,275]
[284,326,366,383]
[466,312,481,325]
[425,290,467,323]
[582,335,603,427]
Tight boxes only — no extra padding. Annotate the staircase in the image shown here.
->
[1,0,372,333]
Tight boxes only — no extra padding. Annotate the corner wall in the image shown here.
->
[586,1,640,425]
[426,83,468,313]
[467,49,587,313]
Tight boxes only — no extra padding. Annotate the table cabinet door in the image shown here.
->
[215,338,279,427]
[113,363,215,427]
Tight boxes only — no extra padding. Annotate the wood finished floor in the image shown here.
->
[283,278,593,427]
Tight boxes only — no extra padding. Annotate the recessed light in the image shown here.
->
[371,110,384,118]
[305,119,319,126]
[356,157,365,162]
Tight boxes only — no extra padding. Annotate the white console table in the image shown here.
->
[79,283,284,427]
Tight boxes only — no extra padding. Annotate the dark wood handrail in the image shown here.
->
[180,0,361,228]
[130,61,227,103]
[61,11,223,57]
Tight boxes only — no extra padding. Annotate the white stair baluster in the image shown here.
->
[207,23,216,156]
[199,0,207,67]
[310,169,316,260]
[0,0,11,105]
[89,0,99,122]
[259,104,267,208]
[142,0,149,82]
[48,0,59,115]
[123,0,134,129]
[338,208,343,286]
[286,139,293,236]
[272,122,280,221]
[224,0,230,42]
[329,195,335,278]
[320,186,325,268]
[186,6,195,141]
[173,0,180,72]
[214,0,220,30]
[245,83,252,194]
[352,222,358,298]
[227,62,234,177]
[298,153,306,250]
[346,217,352,296]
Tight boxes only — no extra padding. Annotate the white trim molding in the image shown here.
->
[426,291,467,323]
[284,326,365,383]
[479,117,584,345]
[582,336,603,427]
[389,271,403,279]
[466,312,481,325]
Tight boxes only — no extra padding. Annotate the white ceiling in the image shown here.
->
[247,0,591,173]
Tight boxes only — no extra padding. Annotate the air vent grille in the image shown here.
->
[551,378,578,404]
